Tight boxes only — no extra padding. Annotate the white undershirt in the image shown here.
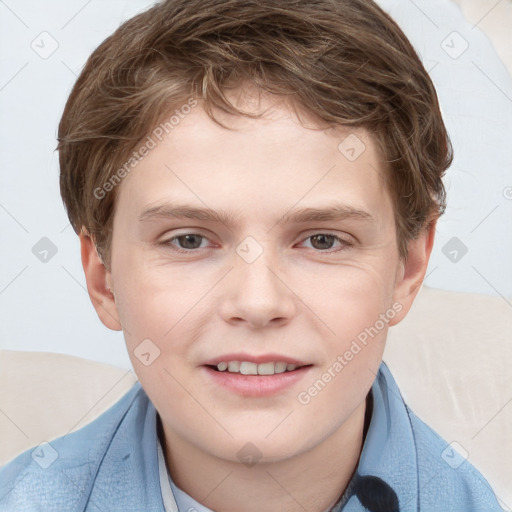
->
[157,437,213,512]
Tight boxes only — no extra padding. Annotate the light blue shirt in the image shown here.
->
[0,363,502,511]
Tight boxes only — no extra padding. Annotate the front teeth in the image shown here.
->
[215,361,299,375]
[228,361,240,372]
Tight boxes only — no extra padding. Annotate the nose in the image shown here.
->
[219,247,296,329]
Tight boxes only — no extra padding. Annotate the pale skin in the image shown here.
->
[80,89,435,512]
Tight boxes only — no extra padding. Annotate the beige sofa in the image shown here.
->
[1,286,511,509]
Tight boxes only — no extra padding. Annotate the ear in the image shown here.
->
[79,231,122,331]
[388,220,437,326]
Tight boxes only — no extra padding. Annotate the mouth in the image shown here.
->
[201,355,314,397]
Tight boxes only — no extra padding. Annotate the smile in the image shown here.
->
[212,361,305,375]
[202,363,313,397]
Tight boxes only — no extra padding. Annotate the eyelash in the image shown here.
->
[159,232,354,254]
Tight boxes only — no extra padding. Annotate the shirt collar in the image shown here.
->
[356,362,419,510]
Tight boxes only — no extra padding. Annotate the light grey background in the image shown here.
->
[1,0,511,370]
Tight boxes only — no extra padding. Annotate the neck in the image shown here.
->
[159,398,369,512]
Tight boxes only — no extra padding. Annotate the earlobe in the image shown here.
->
[389,221,437,326]
[79,231,122,331]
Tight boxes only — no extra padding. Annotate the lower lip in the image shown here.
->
[201,365,312,397]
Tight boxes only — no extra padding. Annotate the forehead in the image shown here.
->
[113,93,392,229]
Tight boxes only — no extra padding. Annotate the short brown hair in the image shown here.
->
[57,0,453,268]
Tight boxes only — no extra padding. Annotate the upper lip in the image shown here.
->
[202,353,311,367]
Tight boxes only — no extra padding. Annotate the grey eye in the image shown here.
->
[309,234,337,250]
[173,234,205,249]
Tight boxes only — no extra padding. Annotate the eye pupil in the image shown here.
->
[311,234,335,250]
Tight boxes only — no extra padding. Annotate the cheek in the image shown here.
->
[112,262,208,411]
[111,256,224,399]
[297,260,395,394]
[295,254,397,334]
[291,269,393,448]
[113,255,208,342]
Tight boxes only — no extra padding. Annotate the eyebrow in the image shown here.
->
[138,202,374,226]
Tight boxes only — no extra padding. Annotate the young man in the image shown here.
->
[0,0,503,510]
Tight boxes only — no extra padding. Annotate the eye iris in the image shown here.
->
[177,234,203,249]
[311,234,335,250]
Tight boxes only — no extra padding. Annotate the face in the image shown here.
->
[83,91,432,465]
